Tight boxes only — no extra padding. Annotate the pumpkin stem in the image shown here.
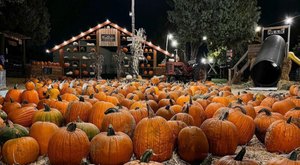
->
[234,147,246,161]
[233,106,247,115]
[200,154,212,165]
[183,104,190,114]
[14,84,18,89]
[79,96,85,102]
[219,111,229,121]
[237,98,243,104]
[258,108,272,116]
[147,104,155,118]
[67,123,77,132]
[129,95,134,100]
[105,108,119,115]
[57,95,62,101]
[288,149,300,161]
[287,116,292,124]
[140,149,154,163]
[189,96,193,105]
[44,104,51,112]
[165,105,170,110]
[22,100,28,104]
[77,116,83,123]
[10,97,14,103]
[89,94,94,99]
[169,99,174,106]
[293,107,300,111]
[107,124,116,136]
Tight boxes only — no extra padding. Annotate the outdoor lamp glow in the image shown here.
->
[285,17,293,24]
[255,26,262,32]
[171,40,178,47]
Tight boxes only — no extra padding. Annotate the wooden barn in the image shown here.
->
[48,20,170,79]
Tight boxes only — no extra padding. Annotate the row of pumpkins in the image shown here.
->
[31,61,61,67]
[1,78,300,164]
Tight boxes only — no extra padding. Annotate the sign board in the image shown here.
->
[262,25,289,42]
[101,34,116,42]
[99,28,119,47]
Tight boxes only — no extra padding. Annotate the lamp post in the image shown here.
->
[285,17,293,53]
[165,34,174,52]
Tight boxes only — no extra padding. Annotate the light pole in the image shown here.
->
[165,34,174,52]
[131,0,135,36]
[285,17,293,53]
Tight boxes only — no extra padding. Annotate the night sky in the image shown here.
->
[46,0,300,49]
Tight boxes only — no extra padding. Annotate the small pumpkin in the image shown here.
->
[129,107,148,124]
[266,148,300,164]
[101,107,136,137]
[155,105,175,120]
[0,120,29,144]
[215,147,259,165]
[4,84,22,103]
[90,124,133,165]
[75,117,100,141]
[32,104,64,126]
[124,149,163,165]
[89,101,115,129]
[65,96,92,123]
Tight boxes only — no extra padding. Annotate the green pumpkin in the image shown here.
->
[32,104,64,126]
[75,118,100,141]
[0,120,29,144]
[0,110,8,120]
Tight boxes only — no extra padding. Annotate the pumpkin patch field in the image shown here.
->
[1,77,300,165]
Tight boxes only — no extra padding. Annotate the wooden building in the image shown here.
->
[0,31,30,77]
[49,20,170,78]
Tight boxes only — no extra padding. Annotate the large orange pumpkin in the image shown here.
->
[32,104,63,126]
[90,124,133,165]
[177,126,209,163]
[2,137,39,165]
[29,121,59,155]
[265,117,300,153]
[48,123,90,165]
[254,108,285,143]
[200,111,238,156]
[8,106,37,127]
[133,104,174,162]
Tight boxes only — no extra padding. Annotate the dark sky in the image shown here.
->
[46,0,300,49]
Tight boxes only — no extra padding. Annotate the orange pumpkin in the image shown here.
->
[133,104,174,162]
[215,147,258,165]
[89,101,115,129]
[8,106,37,127]
[90,124,133,165]
[265,117,300,153]
[124,149,163,165]
[29,121,59,155]
[2,137,39,165]
[65,97,92,123]
[177,126,209,163]
[48,123,90,165]
[4,84,22,103]
[200,111,238,156]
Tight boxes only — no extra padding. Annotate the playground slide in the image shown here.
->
[288,52,300,66]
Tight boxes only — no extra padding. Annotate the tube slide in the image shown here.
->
[250,35,286,87]
[288,52,300,66]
